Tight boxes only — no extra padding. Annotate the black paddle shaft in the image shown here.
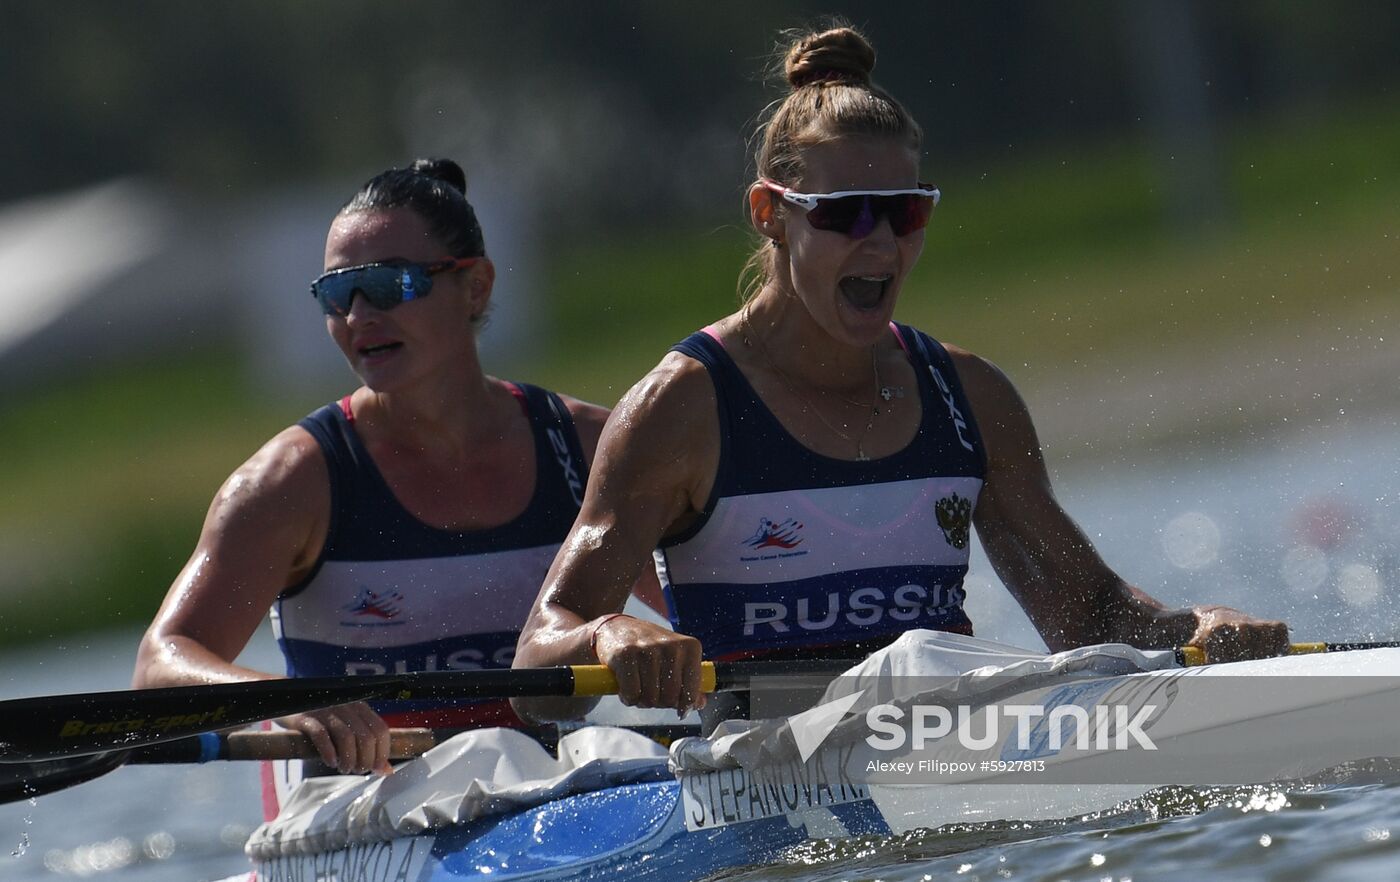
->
[0,659,860,763]
[0,668,583,762]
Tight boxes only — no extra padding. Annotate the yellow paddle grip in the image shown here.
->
[570,662,718,696]
[1288,642,1327,655]
[1179,642,1328,667]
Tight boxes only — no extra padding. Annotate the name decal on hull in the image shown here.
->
[256,836,425,882]
[680,742,869,831]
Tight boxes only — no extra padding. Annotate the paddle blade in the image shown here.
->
[0,751,130,804]
[0,675,401,762]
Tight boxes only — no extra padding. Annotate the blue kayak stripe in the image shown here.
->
[427,780,890,881]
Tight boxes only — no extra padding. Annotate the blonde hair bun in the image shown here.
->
[784,26,876,90]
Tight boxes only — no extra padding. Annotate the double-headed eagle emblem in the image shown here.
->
[935,493,973,549]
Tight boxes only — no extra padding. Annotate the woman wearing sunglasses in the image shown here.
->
[134,159,661,789]
[513,24,1287,724]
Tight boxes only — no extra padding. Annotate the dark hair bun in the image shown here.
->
[341,159,484,258]
[784,26,876,90]
[409,157,468,195]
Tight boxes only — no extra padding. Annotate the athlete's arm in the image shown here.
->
[514,356,717,721]
[951,348,1288,662]
[561,394,670,618]
[132,426,392,775]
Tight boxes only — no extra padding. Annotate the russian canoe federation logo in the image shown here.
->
[935,493,973,549]
[744,517,804,550]
[341,587,406,626]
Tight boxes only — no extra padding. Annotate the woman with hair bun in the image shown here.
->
[133,159,662,795]
[514,24,1288,724]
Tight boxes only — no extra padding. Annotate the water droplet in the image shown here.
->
[1161,512,1221,570]
[1337,564,1382,607]
[1281,545,1328,594]
[143,831,176,860]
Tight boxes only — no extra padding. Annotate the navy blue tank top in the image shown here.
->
[654,322,986,660]
[272,381,588,726]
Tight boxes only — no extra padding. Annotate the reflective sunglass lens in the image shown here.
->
[805,194,936,239]
[311,278,356,316]
[805,195,865,235]
[310,265,434,315]
[893,195,934,235]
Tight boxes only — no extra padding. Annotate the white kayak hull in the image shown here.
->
[242,646,1400,881]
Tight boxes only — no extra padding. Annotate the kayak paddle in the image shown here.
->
[0,659,845,763]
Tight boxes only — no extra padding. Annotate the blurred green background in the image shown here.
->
[1,2,1397,646]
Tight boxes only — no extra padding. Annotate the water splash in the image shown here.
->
[9,790,36,857]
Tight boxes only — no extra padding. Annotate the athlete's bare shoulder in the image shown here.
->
[590,351,720,517]
[203,424,330,569]
[942,342,1043,474]
[226,424,326,502]
[617,350,717,444]
[139,422,332,674]
[943,342,1023,415]
[634,348,716,404]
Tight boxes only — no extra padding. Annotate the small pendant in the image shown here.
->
[856,446,869,462]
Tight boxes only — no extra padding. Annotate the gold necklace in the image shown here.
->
[832,357,905,411]
[740,308,884,462]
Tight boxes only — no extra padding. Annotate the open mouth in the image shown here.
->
[358,342,403,357]
[838,274,893,311]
